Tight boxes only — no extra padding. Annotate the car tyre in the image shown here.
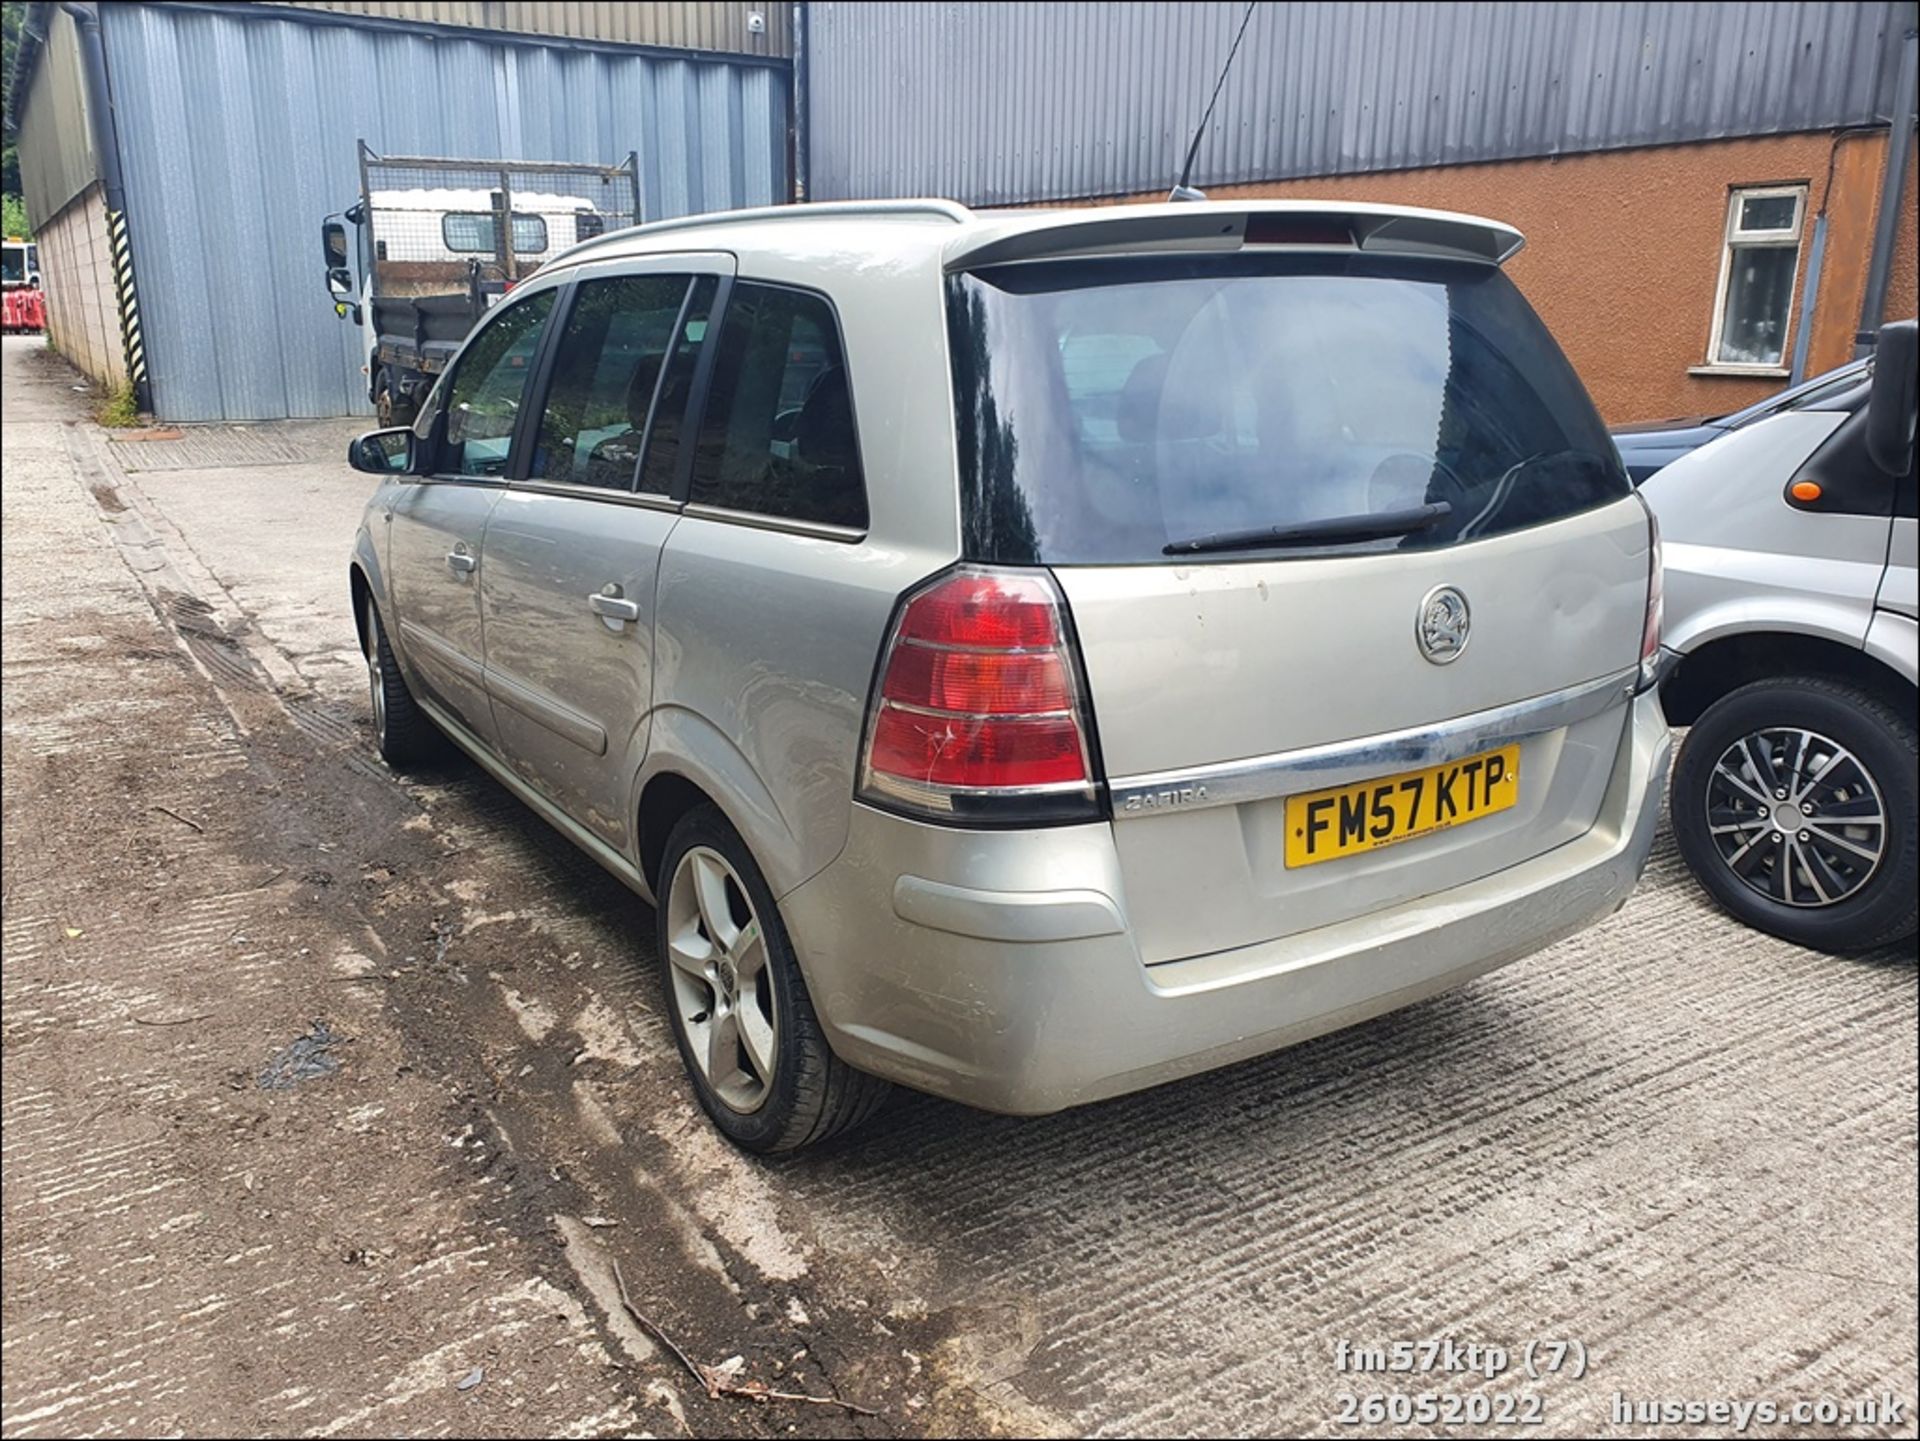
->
[1671,676,1917,953]
[656,804,890,1152]
[362,593,439,769]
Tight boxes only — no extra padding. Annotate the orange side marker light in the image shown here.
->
[1790,480,1823,502]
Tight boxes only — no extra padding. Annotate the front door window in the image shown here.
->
[440,289,556,477]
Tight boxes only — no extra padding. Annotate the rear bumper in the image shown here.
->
[780,690,1671,1115]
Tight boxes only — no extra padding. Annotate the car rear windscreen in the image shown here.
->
[947,253,1630,564]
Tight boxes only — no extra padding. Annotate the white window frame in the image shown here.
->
[1697,183,1809,377]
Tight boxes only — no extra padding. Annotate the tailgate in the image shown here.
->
[1060,497,1649,963]
[943,238,1650,962]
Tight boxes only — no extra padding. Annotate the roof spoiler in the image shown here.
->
[945,201,1525,271]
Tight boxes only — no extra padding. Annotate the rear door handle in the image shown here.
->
[446,550,477,574]
[589,590,641,622]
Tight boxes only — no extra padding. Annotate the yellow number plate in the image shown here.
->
[1284,743,1521,868]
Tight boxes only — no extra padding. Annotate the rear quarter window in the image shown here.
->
[948,254,1630,563]
[687,282,868,531]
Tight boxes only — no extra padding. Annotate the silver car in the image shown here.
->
[347,199,1670,1151]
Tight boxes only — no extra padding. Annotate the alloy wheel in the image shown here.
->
[664,845,778,1112]
[1704,726,1887,908]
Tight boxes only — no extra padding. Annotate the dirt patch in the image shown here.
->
[257,1019,344,1089]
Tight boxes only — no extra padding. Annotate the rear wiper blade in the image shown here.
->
[1162,501,1452,556]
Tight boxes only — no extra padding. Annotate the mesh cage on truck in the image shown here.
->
[354,143,640,382]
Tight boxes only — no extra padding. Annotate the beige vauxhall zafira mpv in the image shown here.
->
[347,199,1671,1151]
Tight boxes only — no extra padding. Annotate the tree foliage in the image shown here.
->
[3,0,29,227]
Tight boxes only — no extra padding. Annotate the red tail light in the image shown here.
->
[860,568,1101,822]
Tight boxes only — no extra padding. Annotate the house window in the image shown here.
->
[1706,185,1807,370]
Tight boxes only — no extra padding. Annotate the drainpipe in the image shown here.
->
[1857,28,1918,357]
[62,1,149,411]
[791,1,808,202]
[1789,213,1828,386]
[62,4,123,211]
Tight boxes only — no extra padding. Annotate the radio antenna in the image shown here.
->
[1170,0,1262,202]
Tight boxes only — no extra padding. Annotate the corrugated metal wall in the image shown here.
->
[16,6,102,228]
[808,1,1910,205]
[263,1,792,57]
[99,2,788,421]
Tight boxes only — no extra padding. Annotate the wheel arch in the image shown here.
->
[632,707,810,902]
[636,771,714,898]
[349,562,373,655]
[1662,631,1917,727]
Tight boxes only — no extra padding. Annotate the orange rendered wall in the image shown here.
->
[1093,132,1918,423]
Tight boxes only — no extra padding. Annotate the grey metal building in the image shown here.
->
[802,0,1917,423]
[804,0,1910,205]
[6,1,791,421]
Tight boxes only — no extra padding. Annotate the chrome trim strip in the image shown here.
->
[508,479,683,511]
[1107,668,1636,819]
[862,771,1096,812]
[680,502,866,544]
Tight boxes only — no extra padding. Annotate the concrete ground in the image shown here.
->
[2,333,1915,1439]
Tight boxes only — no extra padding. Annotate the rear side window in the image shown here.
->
[948,254,1630,563]
[440,288,554,477]
[687,283,867,530]
[529,275,690,491]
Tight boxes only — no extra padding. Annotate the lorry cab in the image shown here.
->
[2,238,41,289]
[1646,320,1917,953]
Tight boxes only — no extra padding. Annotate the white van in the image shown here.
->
[1648,320,1917,953]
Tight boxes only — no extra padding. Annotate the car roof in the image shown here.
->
[536,197,1526,279]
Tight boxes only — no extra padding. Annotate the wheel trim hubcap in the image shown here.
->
[1704,725,1887,909]
[665,846,778,1113]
